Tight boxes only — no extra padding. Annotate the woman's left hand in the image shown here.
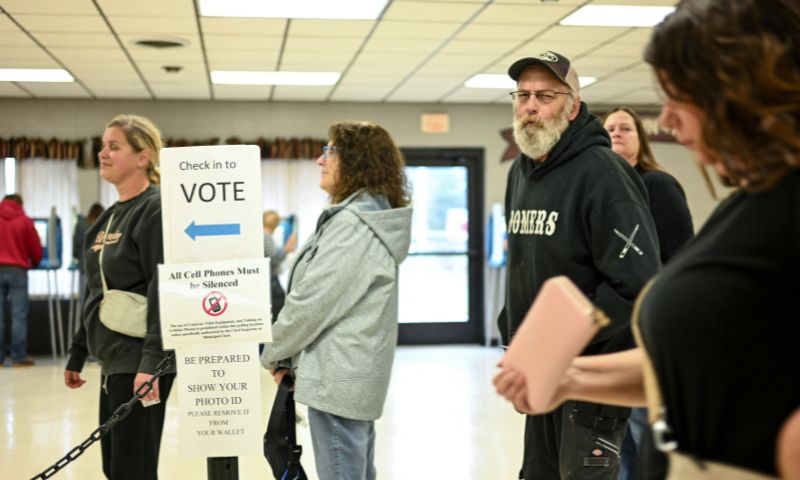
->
[271,368,294,390]
[134,372,160,405]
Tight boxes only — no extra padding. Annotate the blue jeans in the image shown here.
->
[308,407,376,480]
[619,407,648,480]
[0,267,30,363]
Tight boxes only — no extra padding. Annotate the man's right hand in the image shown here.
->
[64,370,86,389]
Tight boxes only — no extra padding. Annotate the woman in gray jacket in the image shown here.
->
[261,121,412,480]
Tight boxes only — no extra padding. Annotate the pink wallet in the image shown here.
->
[502,276,609,413]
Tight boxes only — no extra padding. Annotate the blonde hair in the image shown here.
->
[106,114,163,185]
[262,210,280,230]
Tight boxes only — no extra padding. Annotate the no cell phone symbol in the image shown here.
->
[203,291,228,316]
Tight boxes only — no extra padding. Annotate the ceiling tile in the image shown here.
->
[438,39,523,55]
[272,85,332,101]
[206,51,281,69]
[126,45,205,63]
[150,83,210,100]
[0,81,30,96]
[213,84,270,100]
[97,0,196,16]
[1,0,97,15]
[203,35,283,51]
[48,47,129,64]
[107,16,198,35]
[12,14,109,33]
[91,83,151,98]
[201,18,287,36]
[362,38,443,54]
[372,20,462,40]
[473,4,574,25]
[0,45,57,62]
[289,19,374,38]
[279,51,352,68]
[280,59,351,71]
[337,74,401,87]
[284,36,364,52]
[496,0,585,3]
[18,81,91,98]
[383,2,484,22]
[352,52,428,67]
[455,23,545,41]
[536,26,631,43]
[0,1,668,105]
[0,14,18,31]
[35,32,117,48]
[591,0,677,5]
[0,30,38,47]
[614,28,656,45]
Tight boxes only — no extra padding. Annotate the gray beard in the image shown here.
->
[513,108,571,160]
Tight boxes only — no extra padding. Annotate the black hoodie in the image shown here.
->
[499,103,661,350]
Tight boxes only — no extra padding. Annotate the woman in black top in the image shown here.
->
[65,114,175,480]
[604,107,694,479]
[604,107,694,264]
[495,0,800,477]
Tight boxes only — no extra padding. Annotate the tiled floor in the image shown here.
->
[2,345,523,479]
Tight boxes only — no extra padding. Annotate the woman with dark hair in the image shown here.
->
[261,121,412,480]
[495,0,800,478]
[65,114,176,480]
[603,107,694,479]
[603,107,694,264]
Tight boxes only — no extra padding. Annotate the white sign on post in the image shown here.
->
[177,343,263,457]
[160,145,263,264]
[159,145,268,459]
[159,258,271,348]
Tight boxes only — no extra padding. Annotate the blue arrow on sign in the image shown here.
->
[184,221,241,241]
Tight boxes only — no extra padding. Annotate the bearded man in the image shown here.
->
[498,52,661,479]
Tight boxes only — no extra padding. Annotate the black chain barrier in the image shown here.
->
[30,353,175,480]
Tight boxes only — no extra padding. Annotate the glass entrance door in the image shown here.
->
[398,148,484,344]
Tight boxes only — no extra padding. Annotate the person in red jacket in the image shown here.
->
[0,193,43,367]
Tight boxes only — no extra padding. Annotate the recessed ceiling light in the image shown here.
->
[0,68,73,82]
[211,71,341,86]
[199,0,389,20]
[465,74,597,89]
[560,5,674,27]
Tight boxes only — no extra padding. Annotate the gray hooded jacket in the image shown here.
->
[261,190,412,421]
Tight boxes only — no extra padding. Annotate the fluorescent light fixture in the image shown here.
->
[0,68,73,82]
[211,71,340,86]
[465,74,598,89]
[464,74,515,89]
[199,0,389,20]
[4,158,16,194]
[561,5,674,27]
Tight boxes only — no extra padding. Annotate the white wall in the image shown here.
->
[0,98,721,230]
[0,98,513,216]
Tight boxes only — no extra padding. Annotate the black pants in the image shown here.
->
[99,373,176,480]
[520,401,629,480]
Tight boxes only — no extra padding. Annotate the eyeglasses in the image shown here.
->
[509,89,571,105]
[322,145,337,159]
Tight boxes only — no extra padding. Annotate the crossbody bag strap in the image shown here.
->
[631,278,677,451]
[98,212,115,295]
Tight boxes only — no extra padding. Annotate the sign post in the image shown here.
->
[158,145,269,479]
